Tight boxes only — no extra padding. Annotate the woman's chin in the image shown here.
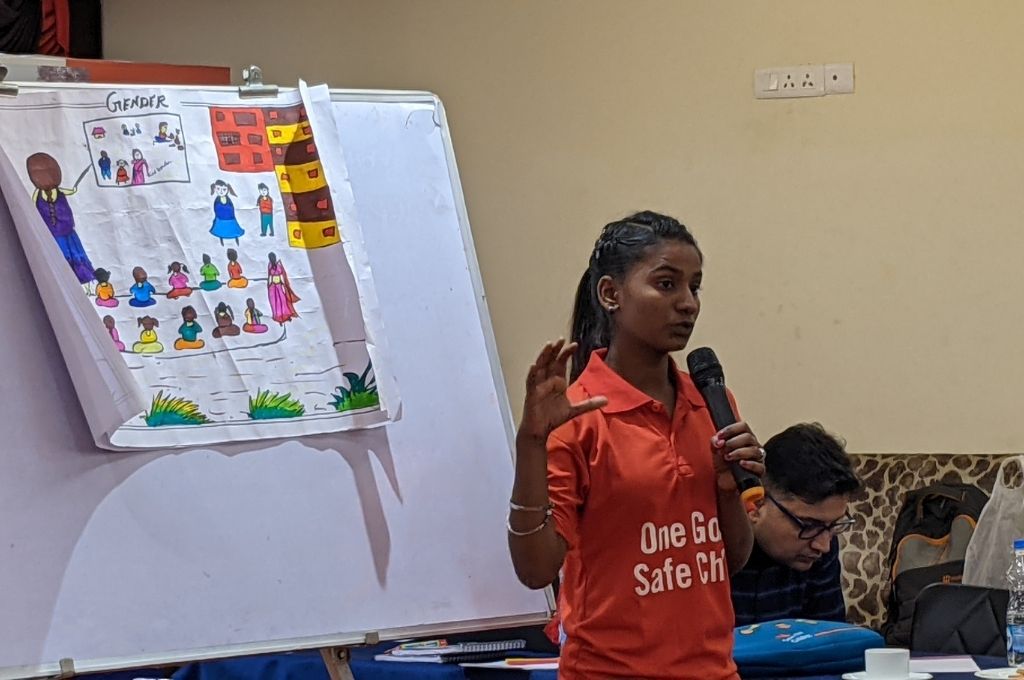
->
[664,333,692,353]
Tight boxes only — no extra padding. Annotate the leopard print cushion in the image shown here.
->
[842,454,1014,629]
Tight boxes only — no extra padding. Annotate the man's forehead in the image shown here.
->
[782,493,850,522]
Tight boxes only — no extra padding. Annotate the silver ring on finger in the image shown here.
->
[756,447,766,462]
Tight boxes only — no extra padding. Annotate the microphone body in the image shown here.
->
[686,347,765,509]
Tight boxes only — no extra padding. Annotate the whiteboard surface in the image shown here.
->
[0,89,547,677]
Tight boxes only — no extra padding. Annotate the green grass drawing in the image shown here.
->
[330,361,381,413]
[247,389,306,420]
[145,391,211,426]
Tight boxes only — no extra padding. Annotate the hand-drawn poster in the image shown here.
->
[0,85,397,449]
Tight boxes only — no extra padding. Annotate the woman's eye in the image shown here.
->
[690,284,702,295]
[657,279,675,290]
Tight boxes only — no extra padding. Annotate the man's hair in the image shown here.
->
[763,423,861,503]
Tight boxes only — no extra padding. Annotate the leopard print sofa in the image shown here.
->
[842,454,1013,630]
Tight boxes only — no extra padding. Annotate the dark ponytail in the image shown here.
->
[570,268,610,382]
[568,210,701,381]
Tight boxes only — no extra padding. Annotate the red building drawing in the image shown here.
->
[208,107,274,172]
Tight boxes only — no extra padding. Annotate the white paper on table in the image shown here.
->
[459,660,559,670]
[0,85,398,450]
[908,655,981,672]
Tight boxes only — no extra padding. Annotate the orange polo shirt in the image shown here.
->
[548,350,738,679]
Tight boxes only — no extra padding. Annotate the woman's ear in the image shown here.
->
[596,274,620,313]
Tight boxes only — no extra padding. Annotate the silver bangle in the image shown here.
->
[509,500,552,512]
[507,509,552,536]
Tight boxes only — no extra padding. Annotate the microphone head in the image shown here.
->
[686,347,724,388]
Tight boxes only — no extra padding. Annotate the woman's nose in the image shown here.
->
[677,289,698,313]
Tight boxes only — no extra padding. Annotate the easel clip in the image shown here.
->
[55,657,75,679]
[238,65,278,98]
[0,65,20,97]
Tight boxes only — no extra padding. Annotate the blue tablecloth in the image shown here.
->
[158,650,1014,680]
[171,648,540,680]
[521,656,1007,679]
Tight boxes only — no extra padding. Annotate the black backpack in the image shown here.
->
[882,483,989,645]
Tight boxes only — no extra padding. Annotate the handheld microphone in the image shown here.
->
[686,347,765,510]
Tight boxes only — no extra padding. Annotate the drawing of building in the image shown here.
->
[264,105,339,249]
[208,107,274,173]
[208,104,340,249]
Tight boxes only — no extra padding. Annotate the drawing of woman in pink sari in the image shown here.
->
[266,252,299,325]
[131,148,152,185]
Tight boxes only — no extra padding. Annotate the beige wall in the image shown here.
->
[104,1,1024,454]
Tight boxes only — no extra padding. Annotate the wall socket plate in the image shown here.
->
[754,63,854,99]
[824,63,855,94]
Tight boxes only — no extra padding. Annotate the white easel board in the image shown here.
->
[0,84,549,679]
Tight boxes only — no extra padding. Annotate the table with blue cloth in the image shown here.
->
[165,649,1008,680]
[170,647,537,680]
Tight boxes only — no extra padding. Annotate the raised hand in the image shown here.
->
[519,339,607,440]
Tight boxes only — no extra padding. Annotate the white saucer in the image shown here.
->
[975,670,1023,679]
[841,673,932,680]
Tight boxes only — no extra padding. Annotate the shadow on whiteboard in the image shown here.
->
[1,196,402,662]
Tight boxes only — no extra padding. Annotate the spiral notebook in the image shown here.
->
[375,639,527,664]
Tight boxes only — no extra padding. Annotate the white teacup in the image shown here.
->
[863,648,910,679]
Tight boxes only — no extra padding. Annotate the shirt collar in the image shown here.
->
[575,348,705,414]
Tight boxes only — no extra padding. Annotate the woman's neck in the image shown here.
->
[604,340,674,404]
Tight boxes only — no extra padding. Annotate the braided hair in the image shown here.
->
[569,211,702,381]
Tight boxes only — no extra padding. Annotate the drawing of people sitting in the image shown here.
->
[174,305,205,351]
[94,268,119,308]
[167,261,192,299]
[128,266,157,308]
[226,248,248,288]
[103,315,125,352]
[211,301,240,338]
[199,253,222,291]
[132,316,163,353]
[242,298,268,334]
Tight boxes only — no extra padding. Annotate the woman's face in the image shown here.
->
[215,184,229,197]
[598,240,703,355]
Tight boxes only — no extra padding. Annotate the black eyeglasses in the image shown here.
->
[767,493,856,540]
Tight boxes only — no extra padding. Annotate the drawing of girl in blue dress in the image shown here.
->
[209,180,244,246]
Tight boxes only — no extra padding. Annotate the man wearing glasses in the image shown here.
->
[730,423,861,625]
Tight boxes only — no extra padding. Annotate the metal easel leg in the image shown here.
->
[320,647,356,680]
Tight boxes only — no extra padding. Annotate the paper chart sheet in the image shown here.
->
[0,85,396,449]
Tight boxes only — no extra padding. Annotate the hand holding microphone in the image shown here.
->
[686,347,766,509]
